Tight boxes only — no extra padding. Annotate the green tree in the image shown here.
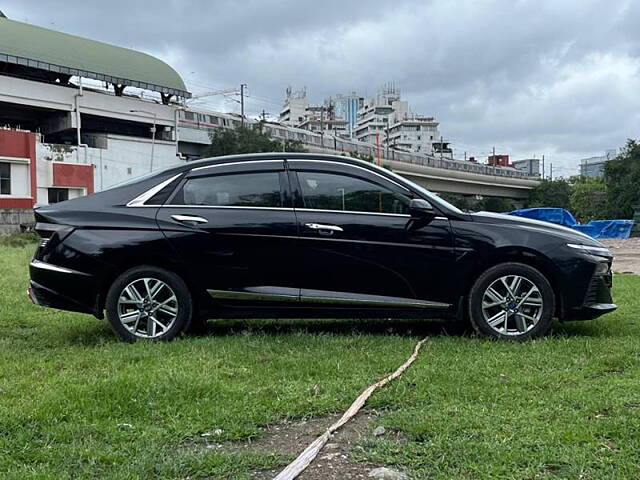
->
[604,139,640,219]
[527,179,571,209]
[204,124,307,157]
[478,196,515,213]
[438,193,474,211]
[569,175,607,222]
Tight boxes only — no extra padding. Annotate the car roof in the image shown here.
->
[173,152,376,173]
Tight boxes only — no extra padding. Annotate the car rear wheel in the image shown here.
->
[105,266,193,341]
[468,262,555,340]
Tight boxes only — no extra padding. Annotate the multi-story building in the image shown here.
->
[513,158,541,177]
[580,149,617,177]
[332,92,363,136]
[280,89,356,138]
[0,14,190,230]
[488,154,512,168]
[279,88,309,125]
[353,85,442,154]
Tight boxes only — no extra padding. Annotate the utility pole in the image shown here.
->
[240,83,246,126]
[464,151,467,162]
[542,154,545,179]
[385,121,390,160]
[440,136,444,162]
[550,163,553,180]
[261,109,267,121]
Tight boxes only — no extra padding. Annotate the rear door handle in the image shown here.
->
[171,214,208,225]
[305,223,343,236]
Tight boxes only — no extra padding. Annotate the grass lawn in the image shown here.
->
[1,239,640,479]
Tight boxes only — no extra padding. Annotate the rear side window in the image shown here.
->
[297,171,410,214]
[176,172,282,207]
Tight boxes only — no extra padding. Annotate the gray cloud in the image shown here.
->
[5,0,640,175]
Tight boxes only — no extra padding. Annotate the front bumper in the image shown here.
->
[566,273,617,321]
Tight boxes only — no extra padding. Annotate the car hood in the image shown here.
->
[470,211,605,247]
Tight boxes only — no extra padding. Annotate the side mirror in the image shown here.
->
[406,199,436,230]
[409,198,435,219]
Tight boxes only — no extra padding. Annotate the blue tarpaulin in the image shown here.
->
[509,207,634,239]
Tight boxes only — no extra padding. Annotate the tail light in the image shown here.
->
[35,223,75,250]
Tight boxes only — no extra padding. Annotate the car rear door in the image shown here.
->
[156,159,300,307]
[289,159,456,309]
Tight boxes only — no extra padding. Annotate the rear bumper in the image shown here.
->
[28,260,100,316]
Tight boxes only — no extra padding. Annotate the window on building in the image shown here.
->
[177,172,282,207]
[0,163,10,195]
[48,188,69,204]
[297,171,410,215]
[184,111,194,121]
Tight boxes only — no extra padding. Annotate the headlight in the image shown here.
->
[593,262,611,275]
[566,243,611,257]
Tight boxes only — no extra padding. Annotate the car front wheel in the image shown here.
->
[468,262,555,340]
[105,266,193,341]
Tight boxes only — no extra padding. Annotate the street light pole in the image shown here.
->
[130,109,157,172]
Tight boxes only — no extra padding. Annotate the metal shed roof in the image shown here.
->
[0,17,190,98]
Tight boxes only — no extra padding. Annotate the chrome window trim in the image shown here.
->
[295,208,410,218]
[30,260,88,276]
[190,159,284,172]
[126,173,183,207]
[132,204,449,219]
[288,159,411,192]
[163,205,294,211]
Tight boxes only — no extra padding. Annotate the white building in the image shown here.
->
[512,158,541,177]
[354,85,442,154]
[279,87,309,125]
[580,149,617,178]
[0,14,189,221]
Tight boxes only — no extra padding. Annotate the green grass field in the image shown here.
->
[1,239,640,479]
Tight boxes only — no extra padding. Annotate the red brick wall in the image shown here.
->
[52,162,94,194]
[0,130,37,209]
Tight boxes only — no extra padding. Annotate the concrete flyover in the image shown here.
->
[303,145,541,199]
[387,159,540,199]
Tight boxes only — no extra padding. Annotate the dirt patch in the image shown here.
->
[202,411,407,480]
[601,238,640,274]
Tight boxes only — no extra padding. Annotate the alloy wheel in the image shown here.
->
[481,274,544,336]
[117,277,179,339]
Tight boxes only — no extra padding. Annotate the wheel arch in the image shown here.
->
[459,246,563,320]
[95,255,201,318]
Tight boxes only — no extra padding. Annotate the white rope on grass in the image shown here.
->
[272,337,429,480]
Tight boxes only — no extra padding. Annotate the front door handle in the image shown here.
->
[171,214,208,225]
[305,223,343,236]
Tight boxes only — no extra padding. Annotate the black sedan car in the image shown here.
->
[28,153,616,341]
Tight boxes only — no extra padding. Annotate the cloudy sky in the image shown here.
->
[5,0,640,176]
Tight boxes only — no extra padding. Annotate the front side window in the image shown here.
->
[0,162,10,195]
[178,172,282,207]
[297,171,410,214]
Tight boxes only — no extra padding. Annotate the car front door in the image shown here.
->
[156,159,300,308]
[289,159,456,310]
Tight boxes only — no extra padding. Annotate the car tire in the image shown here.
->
[468,262,555,340]
[105,266,193,342]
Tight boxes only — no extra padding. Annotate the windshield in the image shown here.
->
[374,164,465,215]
